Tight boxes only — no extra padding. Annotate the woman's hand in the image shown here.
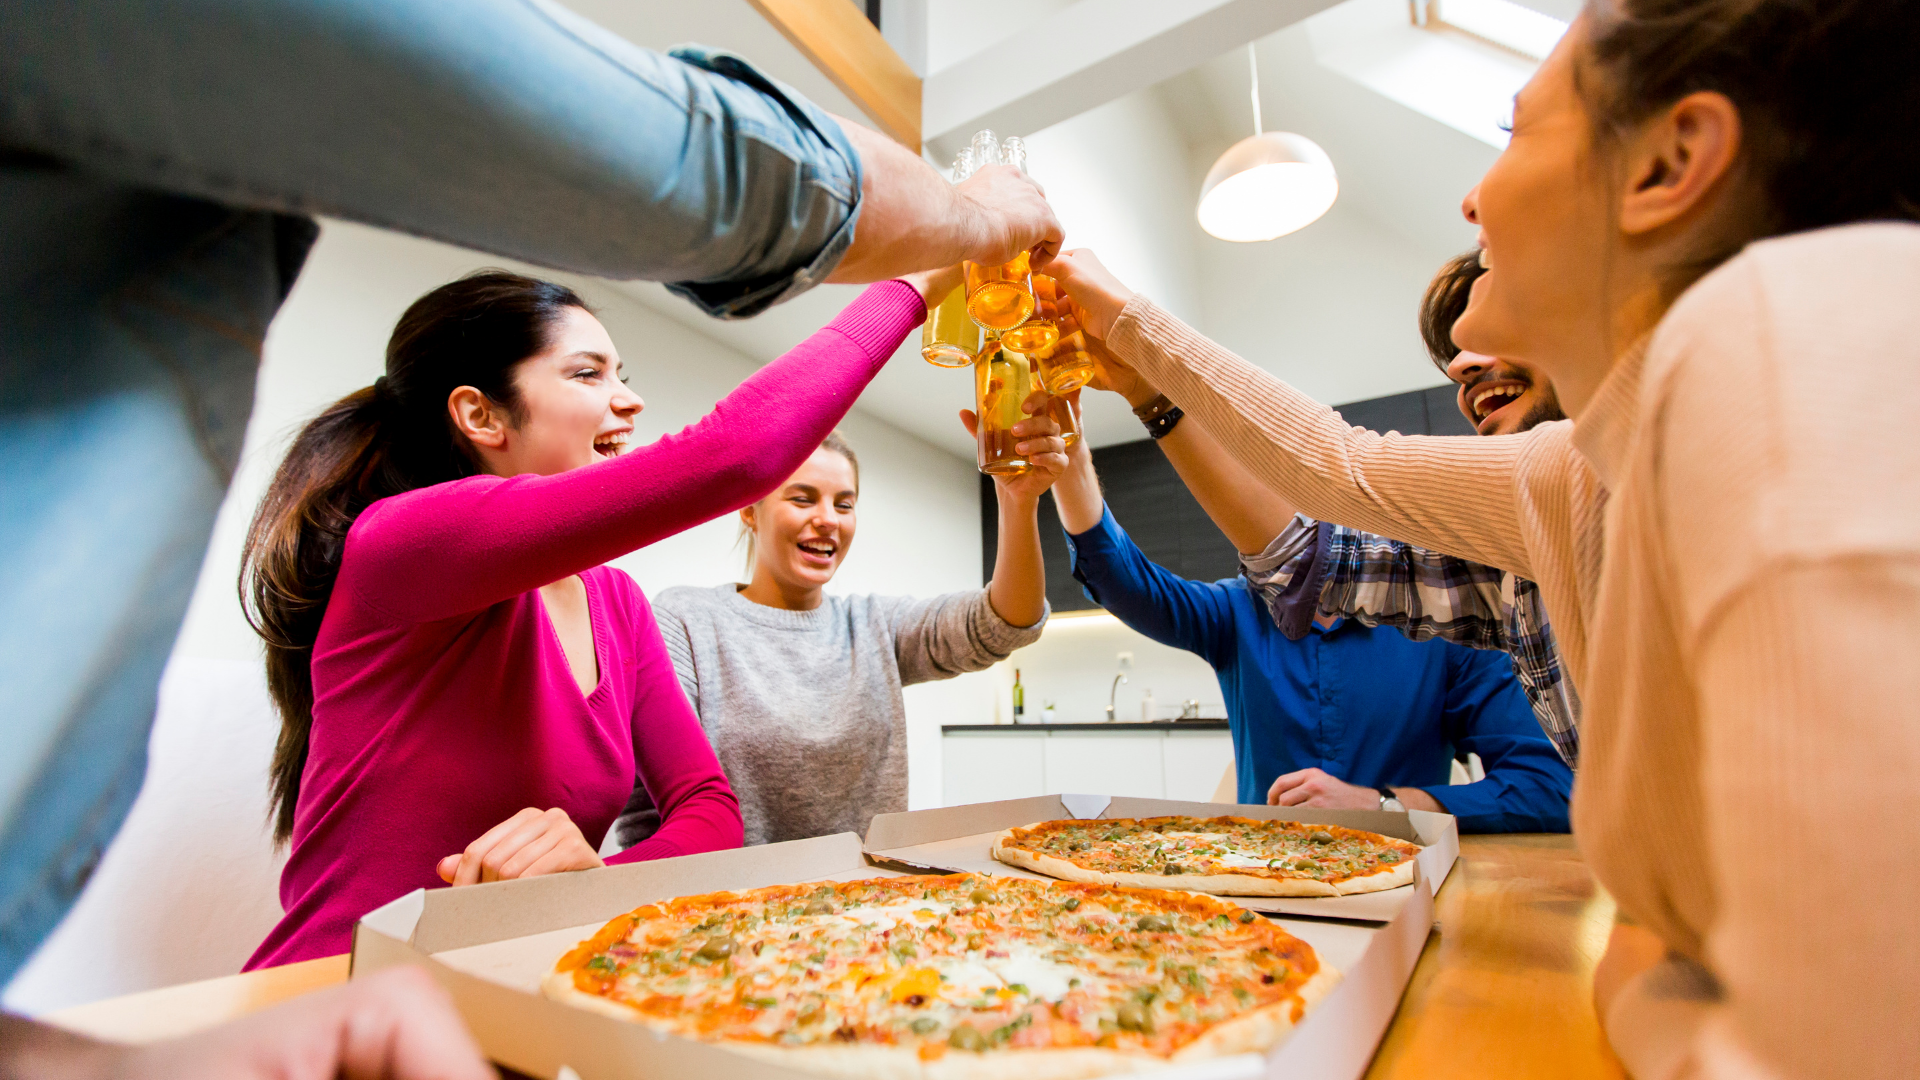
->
[1046,249,1136,338]
[900,263,966,309]
[437,806,605,886]
[958,389,1069,503]
[1082,333,1159,409]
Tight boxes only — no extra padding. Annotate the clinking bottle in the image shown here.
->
[921,147,986,367]
[962,131,1038,333]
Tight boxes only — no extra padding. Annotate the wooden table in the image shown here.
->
[47,835,1625,1080]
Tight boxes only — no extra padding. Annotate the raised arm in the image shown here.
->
[1079,340,1297,554]
[0,1,1056,316]
[343,281,925,623]
[1053,437,1236,663]
[1049,251,1546,576]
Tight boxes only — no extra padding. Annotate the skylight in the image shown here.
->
[1308,0,1570,148]
[1421,0,1569,62]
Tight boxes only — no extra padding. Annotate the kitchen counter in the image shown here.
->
[43,834,1624,1080]
[941,720,1228,732]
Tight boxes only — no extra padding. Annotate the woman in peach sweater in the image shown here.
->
[1051,2,1919,1077]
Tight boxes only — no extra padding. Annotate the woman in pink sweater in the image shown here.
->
[241,267,960,968]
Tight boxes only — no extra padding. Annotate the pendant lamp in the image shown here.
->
[1196,45,1338,242]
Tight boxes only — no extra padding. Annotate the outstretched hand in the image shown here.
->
[1080,332,1159,409]
[956,166,1063,267]
[438,807,604,886]
[959,390,1069,502]
[1045,249,1135,337]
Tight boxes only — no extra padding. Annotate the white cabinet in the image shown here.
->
[941,728,1234,806]
[1043,733,1166,798]
[942,734,1046,806]
[1163,731,1238,802]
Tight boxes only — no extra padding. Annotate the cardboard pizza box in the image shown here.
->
[862,794,1459,923]
[350,830,1434,1080]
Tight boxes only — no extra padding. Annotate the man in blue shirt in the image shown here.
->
[1049,397,1570,834]
[0,1,1059,1073]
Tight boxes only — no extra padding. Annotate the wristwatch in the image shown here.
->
[1376,786,1406,813]
[1132,393,1185,439]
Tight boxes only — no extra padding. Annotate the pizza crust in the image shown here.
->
[546,963,1342,1080]
[542,969,653,1025]
[728,1043,1161,1080]
[992,822,1415,897]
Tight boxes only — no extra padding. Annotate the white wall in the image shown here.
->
[4,220,987,1013]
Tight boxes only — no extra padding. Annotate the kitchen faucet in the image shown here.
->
[1106,672,1128,722]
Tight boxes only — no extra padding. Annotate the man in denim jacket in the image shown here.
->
[0,1,1059,1071]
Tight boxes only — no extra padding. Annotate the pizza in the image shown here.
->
[992,815,1420,898]
[543,873,1337,1080]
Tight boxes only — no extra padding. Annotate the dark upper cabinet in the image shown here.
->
[981,384,1473,608]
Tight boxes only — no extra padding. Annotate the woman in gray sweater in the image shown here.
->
[615,418,1064,848]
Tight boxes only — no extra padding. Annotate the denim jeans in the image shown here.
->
[0,0,862,982]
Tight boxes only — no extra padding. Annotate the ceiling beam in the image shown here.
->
[746,0,922,148]
[922,0,1343,161]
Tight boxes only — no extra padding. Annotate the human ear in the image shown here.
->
[1618,90,1743,237]
[447,386,509,450]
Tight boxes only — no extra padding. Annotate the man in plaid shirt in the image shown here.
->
[1087,251,1579,769]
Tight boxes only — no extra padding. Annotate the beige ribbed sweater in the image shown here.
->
[1109,223,1920,1080]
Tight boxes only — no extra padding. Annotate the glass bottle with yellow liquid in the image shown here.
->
[921,148,987,367]
[1047,391,1081,449]
[1029,289,1096,394]
[973,339,1036,475]
[1001,268,1060,354]
[962,132,1037,333]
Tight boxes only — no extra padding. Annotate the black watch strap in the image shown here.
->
[1144,405,1184,439]
[1376,785,1400,804]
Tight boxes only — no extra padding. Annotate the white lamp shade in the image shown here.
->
[1196,132,1339,242]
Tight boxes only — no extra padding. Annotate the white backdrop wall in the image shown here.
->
[4,221,987,1013]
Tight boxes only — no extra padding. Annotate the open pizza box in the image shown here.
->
[351,829,1435,1080]
[864,794,1458,923]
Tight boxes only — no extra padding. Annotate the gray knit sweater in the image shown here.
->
[613,583,1045,848]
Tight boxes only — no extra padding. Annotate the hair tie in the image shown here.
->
[372,375,391,398]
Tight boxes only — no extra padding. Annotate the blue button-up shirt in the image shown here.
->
[1066,509,1570,833]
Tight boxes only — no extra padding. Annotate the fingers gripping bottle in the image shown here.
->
[921,148,986,367]
[963,131,1038,333]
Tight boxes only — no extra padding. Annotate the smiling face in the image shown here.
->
[1451,18,1618,410]
[455,306,644,478]
[745,448,860,597]
[1449,349,1566,436]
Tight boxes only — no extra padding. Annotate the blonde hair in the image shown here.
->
[738,430,860,578]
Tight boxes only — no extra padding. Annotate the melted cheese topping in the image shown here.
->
[553,874,1322,1060]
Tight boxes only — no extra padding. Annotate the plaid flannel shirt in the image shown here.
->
[1240,517,1580,767]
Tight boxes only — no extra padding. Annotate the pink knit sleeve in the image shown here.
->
[607,606,743,863]
[342,281,926,622]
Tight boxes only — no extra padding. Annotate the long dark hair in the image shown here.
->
[242,270,591,843]
[1579,0,1919,290]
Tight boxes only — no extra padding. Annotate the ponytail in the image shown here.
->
[241,270,589,843]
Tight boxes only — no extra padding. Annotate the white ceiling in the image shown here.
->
[555,0,1560,458]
